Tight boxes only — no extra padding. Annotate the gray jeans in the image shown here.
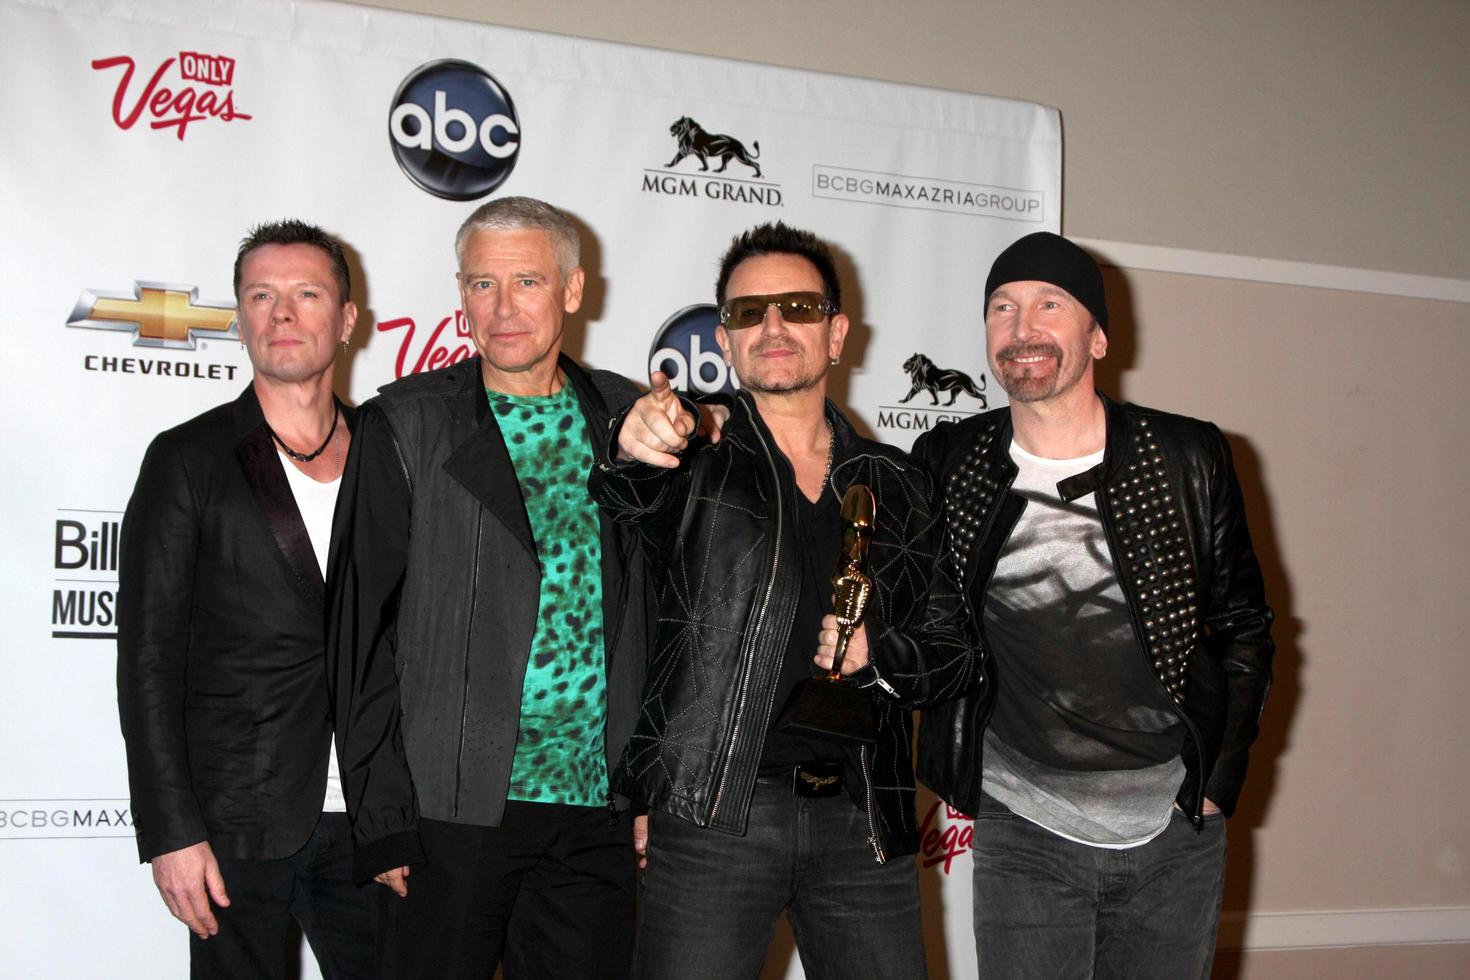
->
[970,792,1227,980]
[633,777,927,980]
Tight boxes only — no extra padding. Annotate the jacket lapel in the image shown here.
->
[1056,393,1126,502]
[233,385,326,609]
[442,362,538,560]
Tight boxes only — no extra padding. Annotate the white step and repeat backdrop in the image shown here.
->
[0,0,1058,975]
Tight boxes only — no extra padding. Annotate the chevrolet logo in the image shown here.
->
[68,282,238,350]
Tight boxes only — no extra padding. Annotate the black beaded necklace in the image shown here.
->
[269,403,338,463]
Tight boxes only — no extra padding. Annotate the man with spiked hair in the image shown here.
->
[330,196,650,978]
[594,222,976,978]
[118,219,372,976]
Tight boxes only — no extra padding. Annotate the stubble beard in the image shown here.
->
[737,337,825,396]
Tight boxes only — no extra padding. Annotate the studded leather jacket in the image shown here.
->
[913,395,1273,825]
[590,392,978,861]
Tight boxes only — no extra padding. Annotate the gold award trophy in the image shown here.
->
[777,484,879,745]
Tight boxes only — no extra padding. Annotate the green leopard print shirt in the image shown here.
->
[489,383,608,807]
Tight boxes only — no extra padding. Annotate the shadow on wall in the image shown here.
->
[333,235,372,404]
[1092,265,1136,398]
[824,240,869,436]
[760,917,798,979]
[1095,264,1304,980]
[558,209,606,367]
[1210,429,1303,980]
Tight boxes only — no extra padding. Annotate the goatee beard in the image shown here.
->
[996,342,1065,403]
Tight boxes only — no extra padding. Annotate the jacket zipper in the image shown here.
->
[708,401,784,826]
[451,507,484,817]
[963,475,1019,809]
[860,745,887,863]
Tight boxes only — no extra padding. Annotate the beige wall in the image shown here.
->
[347,0,1470,970]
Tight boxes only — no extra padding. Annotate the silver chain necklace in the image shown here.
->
[821,417,834,488]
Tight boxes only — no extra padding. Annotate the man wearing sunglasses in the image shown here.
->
[591,222,977,978]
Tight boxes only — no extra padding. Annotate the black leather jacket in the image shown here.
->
[913,395,1273,825]
[590,392,978,861]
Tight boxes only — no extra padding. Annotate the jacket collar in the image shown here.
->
[728,389,864,506]
[1054,392,1129,501]
[231,383,357,610]
[442,354,608,561]
[977,391,1130,502]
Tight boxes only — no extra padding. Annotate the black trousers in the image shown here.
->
[189,812,373,980]
[377,801,636,980]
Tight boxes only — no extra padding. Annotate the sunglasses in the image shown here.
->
[718,291,837,329]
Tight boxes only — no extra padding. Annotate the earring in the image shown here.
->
[829,357,839,365]
[340,340,349,352]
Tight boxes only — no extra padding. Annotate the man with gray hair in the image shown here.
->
[329,196,650,978]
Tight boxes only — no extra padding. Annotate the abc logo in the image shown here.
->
[649,305,739,395]
[389,60,520,201]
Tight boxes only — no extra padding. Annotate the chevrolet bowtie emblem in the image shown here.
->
[798,771,838,789]
[68,282,238,350]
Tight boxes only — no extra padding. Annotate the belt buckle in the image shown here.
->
[791,762,844,798]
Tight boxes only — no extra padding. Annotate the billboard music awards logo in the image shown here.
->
[390,60,521,201]
[67,282,243,382]
[377,308,476,379]
[51,510,122,640]
[648,305,738,395]
[91,51,252,140]
[876,352,988,435]
[642,116,783,207]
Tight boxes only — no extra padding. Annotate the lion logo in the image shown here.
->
[666,116,762,178]
[900,353,987,408]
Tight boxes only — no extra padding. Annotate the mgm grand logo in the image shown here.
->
[641,116,782,206]
[877,353,988,434]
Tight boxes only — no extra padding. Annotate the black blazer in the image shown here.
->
[330,355,651,880]
[117,384,353,862]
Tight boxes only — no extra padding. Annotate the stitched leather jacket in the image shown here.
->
[589,392,978,861]
[913,395,1273,825]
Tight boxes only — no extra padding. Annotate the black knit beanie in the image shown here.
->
[984,232,1108,333]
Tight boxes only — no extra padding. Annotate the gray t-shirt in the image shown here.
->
[980,440,1185,848]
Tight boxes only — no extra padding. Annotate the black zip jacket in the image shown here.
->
[589,392,979,861]
[912,395,1274,825]
[327,355,651,882]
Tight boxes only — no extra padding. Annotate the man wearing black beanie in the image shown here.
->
[913,231,1274,978]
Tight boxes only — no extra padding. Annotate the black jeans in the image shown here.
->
[970,793,1227,979]
[189,812,373,980]
[633,777,927,980]
[376,801,636,980]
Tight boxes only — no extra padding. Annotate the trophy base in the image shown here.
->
[776,678,877,746]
